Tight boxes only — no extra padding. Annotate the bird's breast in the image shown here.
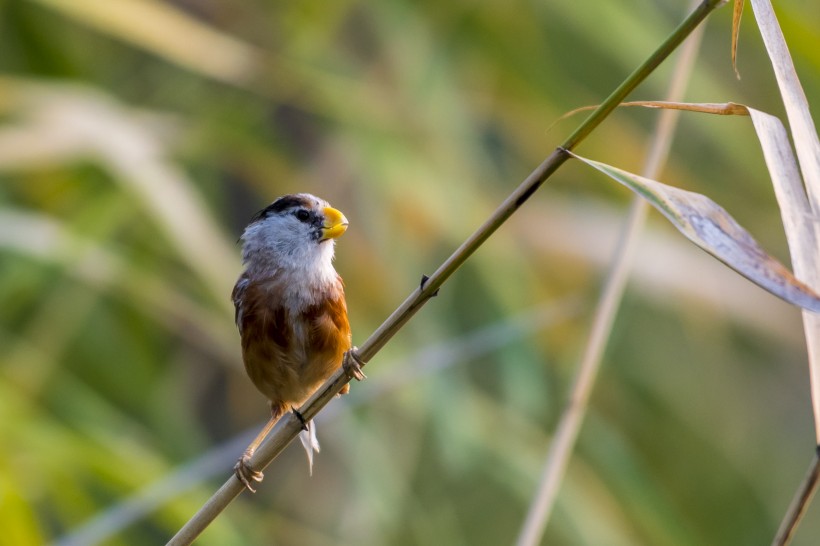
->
[233,274,351,406]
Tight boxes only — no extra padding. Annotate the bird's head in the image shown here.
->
[240,193,348,278]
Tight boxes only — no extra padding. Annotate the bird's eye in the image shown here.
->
[295,209,311,222]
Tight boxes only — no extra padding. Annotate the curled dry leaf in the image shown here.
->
[568,151,820,313]
[731,0,744,79]
[548,101,748,132]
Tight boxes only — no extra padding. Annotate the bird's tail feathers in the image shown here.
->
[299,419,321,475]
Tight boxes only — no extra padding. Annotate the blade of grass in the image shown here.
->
[756,106,820,544]
[567,152,820,313]
[30,0,260,85]
[749,0,820,206]
[749,5,820,499]
[27,0,398,130]
[744,1,820,539]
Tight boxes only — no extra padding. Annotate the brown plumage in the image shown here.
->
[233,272,351,418]
[232,193,358,491]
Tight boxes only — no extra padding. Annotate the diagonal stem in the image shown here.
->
[166,1,726,544]
[772,448,820,546]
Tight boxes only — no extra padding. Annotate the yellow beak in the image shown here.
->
[320,206,349,241]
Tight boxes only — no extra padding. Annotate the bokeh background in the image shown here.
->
[1,0,819,544]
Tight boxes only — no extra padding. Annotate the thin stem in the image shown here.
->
[514,199,651,546]
[772,448,820,546]
[167,2,724,543]
[514,2,707,544]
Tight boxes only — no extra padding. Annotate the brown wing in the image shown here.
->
[300,289,351,390]
[233,276,297,405]
[231,273,250,334]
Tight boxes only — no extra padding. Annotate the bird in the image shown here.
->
[231,193,363,491]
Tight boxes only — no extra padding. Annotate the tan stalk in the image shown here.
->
[514,4,705,545]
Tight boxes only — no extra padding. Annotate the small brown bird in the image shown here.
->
[232,193,361,491]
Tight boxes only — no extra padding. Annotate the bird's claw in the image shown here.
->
[291,407,309,431]
[234,454,264,493]
[343,348,366,382]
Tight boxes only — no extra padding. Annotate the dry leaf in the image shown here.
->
[568,151,820,314]
[731,0,744,79]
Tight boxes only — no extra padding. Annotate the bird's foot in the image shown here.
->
[343,347,367,382]
[291,407,309,431]
[234,452,263,493]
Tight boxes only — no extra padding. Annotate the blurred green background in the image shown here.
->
[1,0,819,544]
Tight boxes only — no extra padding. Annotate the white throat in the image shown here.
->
[240,216,339,308]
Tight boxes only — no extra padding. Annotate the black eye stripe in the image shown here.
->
[295,209,311,222]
